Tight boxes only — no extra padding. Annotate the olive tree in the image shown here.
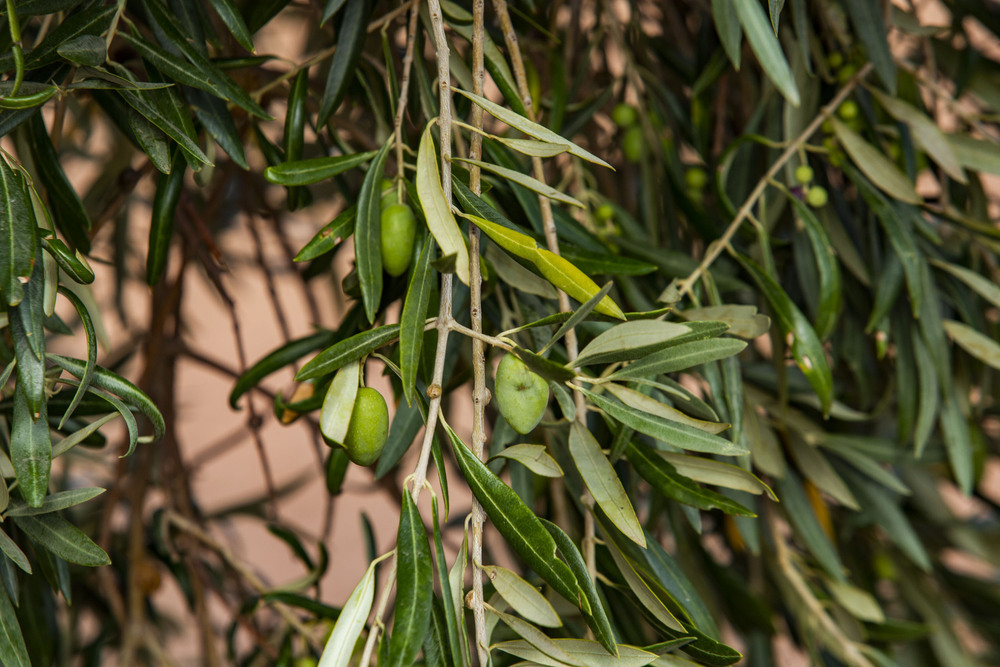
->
[0,0,998,665]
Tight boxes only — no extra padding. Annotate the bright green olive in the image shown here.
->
[380,178,399,207]
[595,203,615,222]
[343,387,389,466]
[684,167,708,190]
[838,100,859,121]
[807,186,828,208]
[622,126,644,163]
[380,204,417,277]
[826,52,844,69]
[795,165,814,184]
[495,353,549,435]
[611,103,639,128]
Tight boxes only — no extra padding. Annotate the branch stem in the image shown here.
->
[675,63,873,301]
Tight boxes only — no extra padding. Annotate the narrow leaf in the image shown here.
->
[580,389,747,456]
[575,321,692,367]
[570,421,645,546]
[490,444,563,478]
[832,118,920,204]
[452,88,613,169]
[416,124,470,285]
[357,141,391,324]
[482,565,561,628]
[265,152,377,186]
[317,0,374,125]
[13,515,109,566]
[296,325,401,381]
[733,0,800,105]
[735,254,833,415]
[453,157,583,207]
[944,319,1000,370]
[446,425,582,608]
[386,492,433,667]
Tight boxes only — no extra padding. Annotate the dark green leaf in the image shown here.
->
[21,5,115,70]
[387,491,433,667]
[842,0,896,94]
[0,575,29,667]
[265,152,377,186]
[11,515,110,567]
[296,324,401,381]
[608,337,746,381]
[0,529,30,574]
[789,196,841,339]
[317,0,375,125]
[208,0,255,51]
[147,150,185,286]
[187,89,249,170]
[0,160,35,306]
[400,239,434,405]
[143,0,269,118]
[735,254,833,415]
[5,488,105,517]
[357,141,391,324]
[580,389,747,456]
[230,331,335,407]
[46,355,165,442]
[28,109,91,253]
[447,425,584,610]
[625,442,755,516]
[775,470,845,581]
[294,206,356,262]
[53,288,96,427]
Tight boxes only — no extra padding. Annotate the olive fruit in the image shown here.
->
[611,102,638,128]
[684,167,708,190]
[380,204,417,277]
[807,186,829,208]
[622,126,644,163]
[380,178,399,207]
[594,203,615,222]
[343,387,389,466]
[495,353,549,435]
[795,165,814,184]
[838,100,859,121]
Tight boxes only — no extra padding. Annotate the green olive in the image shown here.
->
[380,204,417,277]
[795,165,814,184]
[838,100,859,121]
[807,185,829,208]
[343,387,389,466]
[684,167,708,190]
[594,203,615,222]
[622,126,644,163]
[380,178,399,207]
[495,353,549,435]
[611,103,639,128]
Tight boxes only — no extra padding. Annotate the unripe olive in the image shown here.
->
[380,203,417,277]
[837,64,858,84]
[380,178,399,207]
[611,103,639,128]
[684,167,708,190]
[495,353,549,435]
[594,203,615,222]
[826,52,844,69]
[807,185,828,208]
[343,387,389,466]
[838,100,859,121]
[795,165,814,184]
[622,126,644,163]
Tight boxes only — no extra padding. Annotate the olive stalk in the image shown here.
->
[467,3,491,661]
[362,2,458,664]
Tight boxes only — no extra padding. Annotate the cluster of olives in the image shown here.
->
[795,163,828,208]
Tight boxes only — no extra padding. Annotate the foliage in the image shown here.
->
[0,0,998,665]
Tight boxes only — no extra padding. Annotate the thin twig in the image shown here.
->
[491,0,597,577]
[467,2,490,665]
[361,2,459,663]
[675,63,874,301]
[164,511,324,653]
[394,2,421,194]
